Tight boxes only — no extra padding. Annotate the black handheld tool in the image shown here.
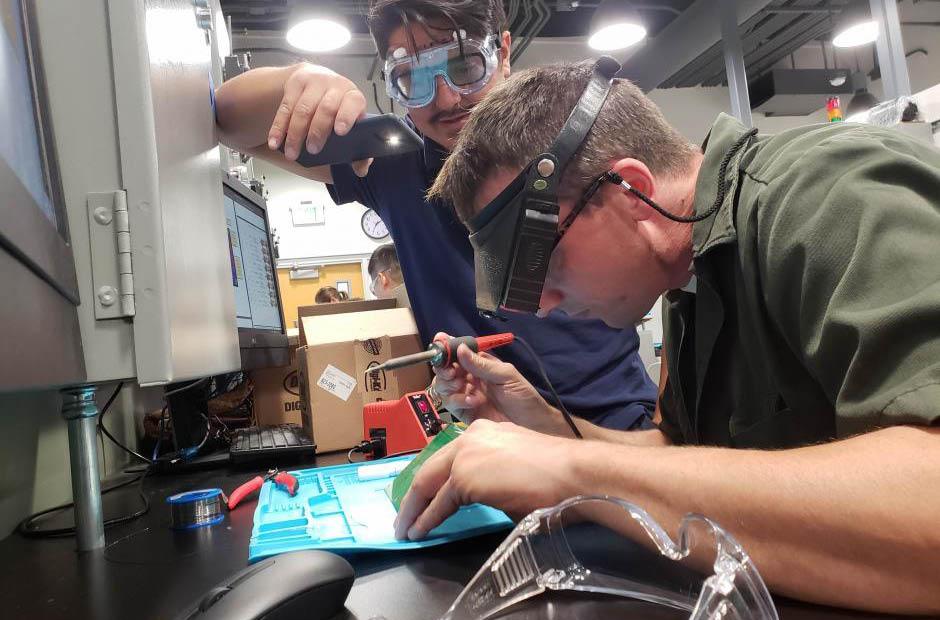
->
[281,113,423,167]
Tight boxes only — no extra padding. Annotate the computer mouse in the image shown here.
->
[176,550,355,620]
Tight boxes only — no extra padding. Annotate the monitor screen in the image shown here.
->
[223,185,284,333]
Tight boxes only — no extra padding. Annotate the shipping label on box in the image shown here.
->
[316,364,357,402]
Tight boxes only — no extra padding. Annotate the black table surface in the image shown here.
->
[0,453,896,620]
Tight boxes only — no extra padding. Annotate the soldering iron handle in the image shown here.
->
[432,333,515,367]
[475,332,515,352]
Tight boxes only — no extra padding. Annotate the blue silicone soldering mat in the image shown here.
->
[248,456,513,562]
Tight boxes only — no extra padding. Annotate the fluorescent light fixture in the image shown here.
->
[833,21,878,48]
[286,4,350,52]
[833,1,878,48]
[589,23,647,51]
[588,0,647,52]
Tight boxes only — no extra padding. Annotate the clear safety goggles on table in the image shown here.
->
[384,34,499,109]
[441,495,778,620]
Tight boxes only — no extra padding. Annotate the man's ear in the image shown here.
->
[500,31,511,76]
[379,272,392,288]
[609,158,656,222]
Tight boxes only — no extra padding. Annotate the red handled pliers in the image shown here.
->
[228,469,299,510]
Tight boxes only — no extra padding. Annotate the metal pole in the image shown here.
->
[720,0,753,127]
[869,0,911,98]
[61,385,105,551]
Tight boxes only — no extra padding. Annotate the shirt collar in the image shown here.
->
[690,113,754,257]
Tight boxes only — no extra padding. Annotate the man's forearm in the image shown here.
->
[215,64,299,150]
[572,425,940,614]
[577,420,670,446]
[533,406,670,446]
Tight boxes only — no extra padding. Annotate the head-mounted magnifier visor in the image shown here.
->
[467,56,621,319]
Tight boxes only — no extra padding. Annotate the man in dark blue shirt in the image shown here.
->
[215,0,657,429]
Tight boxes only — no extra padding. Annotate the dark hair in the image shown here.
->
[429,60,698,222]
[315,286,349,303]
[368,0,507,59]
[368,243,403,280]
[901,101,920,123]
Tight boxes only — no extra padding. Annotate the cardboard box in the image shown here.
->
[297,307,431,453]
[248,335,302,426]
[297,299,396,345]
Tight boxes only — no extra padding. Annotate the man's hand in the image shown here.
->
[393,420,583,540]
[266,64,372,177]
[430,332,557,430]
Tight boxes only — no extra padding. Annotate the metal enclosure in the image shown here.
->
[35,0,240,385]
[0,0,85,391]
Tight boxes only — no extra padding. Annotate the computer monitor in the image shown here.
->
[0,0,84,391]
[222,177,290,370]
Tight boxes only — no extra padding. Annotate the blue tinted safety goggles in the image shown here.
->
[384,35,499,109]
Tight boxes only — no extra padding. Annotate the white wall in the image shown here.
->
[256,160,385,263]
[649,85,833,144]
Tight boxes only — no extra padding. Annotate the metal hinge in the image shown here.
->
[87,191,136,319]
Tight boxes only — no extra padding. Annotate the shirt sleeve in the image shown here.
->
[326,162,377,207]
[758,129,940,437]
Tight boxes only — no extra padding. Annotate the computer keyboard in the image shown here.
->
[229,424,316,464]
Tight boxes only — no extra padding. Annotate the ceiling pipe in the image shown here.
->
[617,0,775,91]
[510,0,535,65]
[512,0,552,64]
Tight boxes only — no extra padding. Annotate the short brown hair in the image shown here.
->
[429,60,698,223]
[368,0,507,59]
[368,243,403,282]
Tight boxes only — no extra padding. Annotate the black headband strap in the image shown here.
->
[546,56,620,174]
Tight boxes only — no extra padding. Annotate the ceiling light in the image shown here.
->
[832,1,879,48]
[588,0,647,52]
[286,4,350,52]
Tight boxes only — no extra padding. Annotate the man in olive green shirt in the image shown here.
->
[391,60,940,614]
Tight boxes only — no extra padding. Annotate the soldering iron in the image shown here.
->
[370,332,515,373]
[367,331,584,440]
